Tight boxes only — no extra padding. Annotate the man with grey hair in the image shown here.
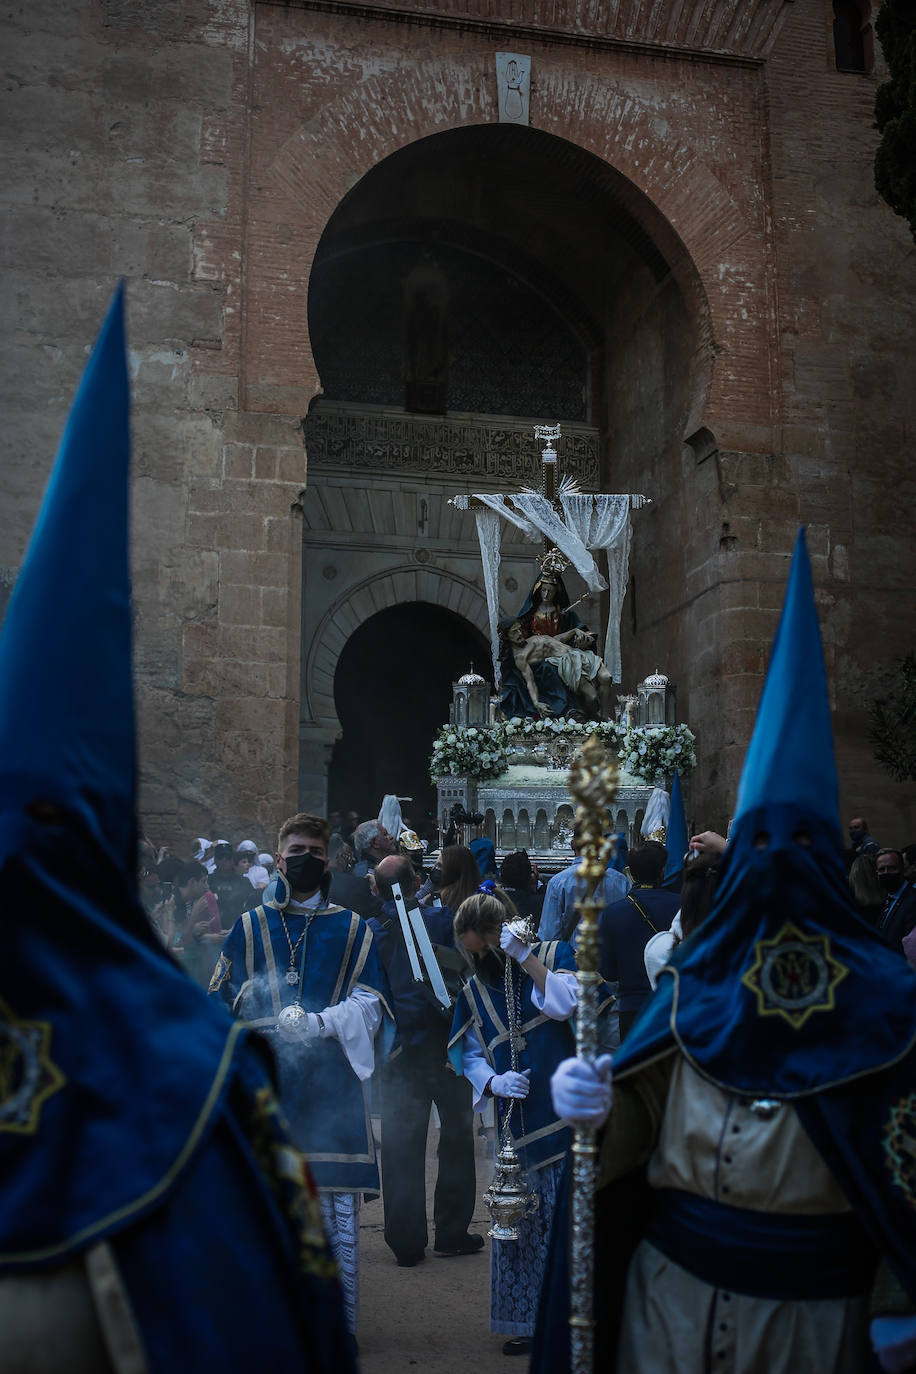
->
[328,832,383,921]
[352,819,397,879]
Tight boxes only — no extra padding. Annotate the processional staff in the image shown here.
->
[566,734,619,1374]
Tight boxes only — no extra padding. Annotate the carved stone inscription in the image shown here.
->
[303,404,600,485]
[496,53,531,125]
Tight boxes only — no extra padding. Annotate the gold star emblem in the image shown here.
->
[0,997,66,1135]
[883,1091,916,1214]
[741,922,848,1030]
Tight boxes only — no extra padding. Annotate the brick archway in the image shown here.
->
[240,38,773,445]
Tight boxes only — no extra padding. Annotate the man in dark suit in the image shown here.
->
[598,840,680,1040]
[369,855,480,1268]
[327,833,384,922]
[876,847,916,953]
[499,848,545,928]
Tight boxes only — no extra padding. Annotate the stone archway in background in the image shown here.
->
[298,552,494,814]
[300,120,717,814]
[329,602,490,833]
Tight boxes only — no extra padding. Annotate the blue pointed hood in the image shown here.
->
[663,769,688,885]
[614,528,916,1097]
[0,284,135,875]
[733,527,838,831]
[0,288,245,1269]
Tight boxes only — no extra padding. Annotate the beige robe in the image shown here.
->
[600,1052,869,1374]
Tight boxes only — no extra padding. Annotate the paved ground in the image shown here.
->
[358,1123,520,1373]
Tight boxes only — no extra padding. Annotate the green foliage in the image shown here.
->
[868,653,916,783]
[874,0,916,242]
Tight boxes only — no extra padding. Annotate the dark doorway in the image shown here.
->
[329,601,489,840]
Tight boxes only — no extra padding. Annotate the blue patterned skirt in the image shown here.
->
[490,1159,563,1337]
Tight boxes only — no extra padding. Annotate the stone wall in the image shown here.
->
[2,0,913,850]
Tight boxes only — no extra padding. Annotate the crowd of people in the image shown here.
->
[129,789,916,1367]
[8,262,916,1374]
[126,534,916,1374]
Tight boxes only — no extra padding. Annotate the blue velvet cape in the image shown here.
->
[0,288,354,1370]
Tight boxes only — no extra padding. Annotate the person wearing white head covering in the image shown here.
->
[246,862,270,890]
[378,795,425,857]
[639,786,670,841]
[195,838,216,874]
[378,795,403,839]
[237,839,258,856]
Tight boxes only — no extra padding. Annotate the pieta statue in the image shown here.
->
[498,551,615,722]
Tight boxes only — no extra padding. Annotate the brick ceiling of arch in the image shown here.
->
[307,123,701,431]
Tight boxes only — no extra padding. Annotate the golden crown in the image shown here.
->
[537,547,570,579]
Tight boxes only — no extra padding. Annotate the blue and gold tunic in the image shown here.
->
[210,900,393,1191]
[448,941,605,1172]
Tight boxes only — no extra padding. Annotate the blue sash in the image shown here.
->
[645,1188,876,1300]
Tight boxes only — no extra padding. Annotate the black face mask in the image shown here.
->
[430,866,443,887]
[879,871,903,893]
[849,827,864,844]
[474,948,506,988]
[283,852,326,895]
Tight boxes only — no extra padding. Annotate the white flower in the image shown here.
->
[639,743,647,755]
[467,728,478,738]
[447,733,457,744]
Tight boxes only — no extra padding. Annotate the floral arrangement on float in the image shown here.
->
[493,717,622,745]
[428,726,508,783]
[428,717,696,786]
[616,722,697,783]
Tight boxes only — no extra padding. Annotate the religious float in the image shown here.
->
[429,425,697,869]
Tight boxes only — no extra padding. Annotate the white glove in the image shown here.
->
[500,924,533,963]
[550,1055,613,1127]
[489,1068,531,1099]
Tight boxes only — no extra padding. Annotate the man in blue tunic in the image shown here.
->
[210,810,394,1335]
[0,287,353,1373]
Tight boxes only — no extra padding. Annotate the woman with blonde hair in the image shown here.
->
[448,883,612,1357]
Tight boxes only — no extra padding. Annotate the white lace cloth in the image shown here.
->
[454,490,648,684]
